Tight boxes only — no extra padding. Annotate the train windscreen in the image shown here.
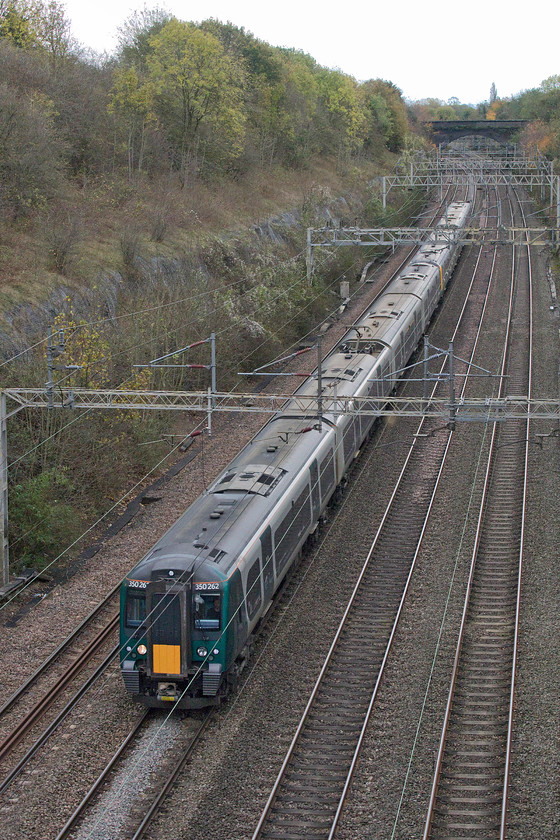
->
[194,593,222,631]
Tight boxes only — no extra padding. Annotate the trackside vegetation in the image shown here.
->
[2,3,558,575]
[0,2,425,573]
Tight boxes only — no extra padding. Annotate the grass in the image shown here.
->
[0,154,390,319]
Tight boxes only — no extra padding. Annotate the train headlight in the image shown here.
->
[137,644,147,656]
[197,646,208,658]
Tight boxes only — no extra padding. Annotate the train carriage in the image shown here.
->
[120,201,471,709]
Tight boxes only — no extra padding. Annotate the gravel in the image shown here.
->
[5,187,556,840]
[0,235,412,837]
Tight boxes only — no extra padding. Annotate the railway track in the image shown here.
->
[0,184,457,769]
[47,190,463,840]
[0,586,121,792]
[0,643,119,794]
[423,186,532,839]
[55,710,212,840]
[0,184,464,839]
[0,581,120,723]
[251,188,501,840]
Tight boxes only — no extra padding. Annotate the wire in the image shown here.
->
[6,190,463,829]
[3,244,343,473]
[0,336,50,369]
[3,185,428,588]
[3,246,352,565]
[389,412,493,839]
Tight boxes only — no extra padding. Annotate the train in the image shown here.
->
[120,200,471,709]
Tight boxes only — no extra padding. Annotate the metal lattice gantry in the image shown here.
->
[308,225,558,249]
[5,386,560,422]
[2,379,560,589]
[306,224,559,277]
[305,149,560,278]
[378,148,559,216]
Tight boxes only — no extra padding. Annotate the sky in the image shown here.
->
[63,0,559,105]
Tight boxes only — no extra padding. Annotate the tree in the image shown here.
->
[0,0,72,61]
[361,83,394,153]
[316,68,365,155]
[110,64,154,176]
[0,0,39,47]
[0,79,61,217]
[279,49,320,164]
[146,20,246,180]
[360,79,407,152]
[540,75,560,93]
[37,0,73,67]
[489,82,498,103]
[117,5,170,69]
[48,56,114,181]
[519,119,556,156]
[200,20,292,167]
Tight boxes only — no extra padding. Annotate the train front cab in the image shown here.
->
[120,570,231,709]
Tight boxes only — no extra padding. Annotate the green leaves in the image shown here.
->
[109,17,410,178]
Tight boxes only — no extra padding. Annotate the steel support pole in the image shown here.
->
[423,336,430,408]
[210,332,216,410]
[382,176,387,211]
[0,393,8,587]
[46,329,55,410]
[448,341,456,430]
[207,387,212,437]
[317,336,323,430]
[306,228,314,282]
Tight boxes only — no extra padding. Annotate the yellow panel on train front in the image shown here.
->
[153,644,181,674]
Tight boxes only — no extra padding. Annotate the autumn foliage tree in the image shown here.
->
[1,6,413,206]
[147,20,246,179]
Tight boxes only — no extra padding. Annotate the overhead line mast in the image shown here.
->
[2,147,558,590]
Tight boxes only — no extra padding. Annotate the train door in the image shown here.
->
[226,569,246,660]
[310,460,320,519]
[147,582,190,677]
[261,526,274,603]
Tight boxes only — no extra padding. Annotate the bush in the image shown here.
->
[10,468,79,568]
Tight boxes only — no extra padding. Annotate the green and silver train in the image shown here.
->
[119,201,471,709]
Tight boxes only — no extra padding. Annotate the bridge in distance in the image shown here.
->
[425,120,528,146]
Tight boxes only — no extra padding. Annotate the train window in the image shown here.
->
[126,593,146,629]
[194,593,221,631]
[310,460,320,517]
[151,593,181,645]
[274,485,311,575]
[261,527,274,602]
[228,572,244,627]
[319,452,335,498]
[343,419,357,463]
[246,559,262,621]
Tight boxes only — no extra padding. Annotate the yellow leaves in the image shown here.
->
[317,69,366,148]
[144,19,246,150]
[51,307,110,388]
[520,120,555,155]
[123,366,152,392]
[486,101,500,121]
[109,65,154,120]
